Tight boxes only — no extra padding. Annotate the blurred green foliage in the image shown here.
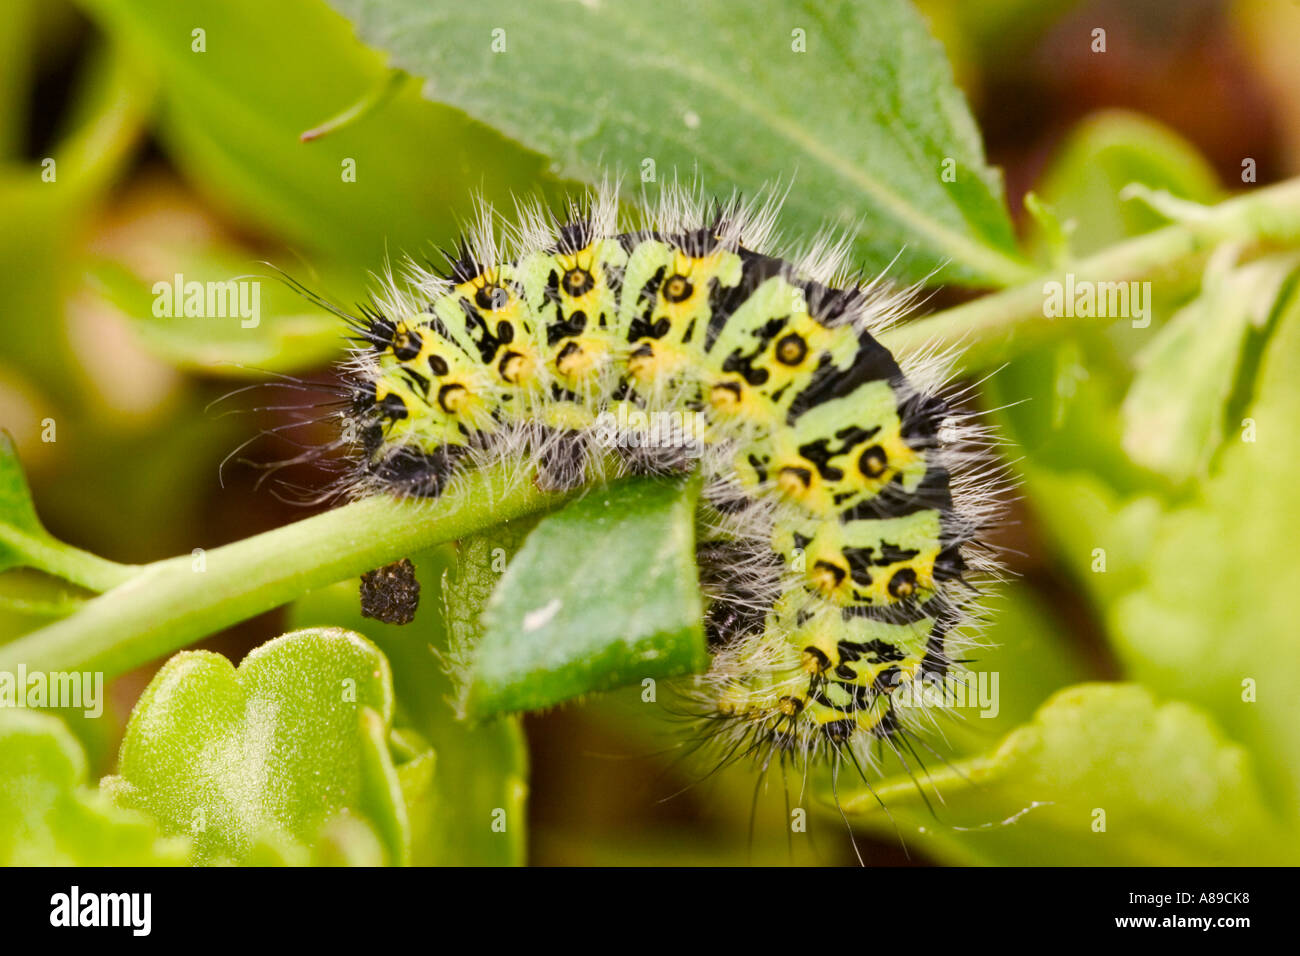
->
[0,709,190,865]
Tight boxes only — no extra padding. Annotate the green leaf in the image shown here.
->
[85,256,345,377]
[986,111,1236,533]
[103,627,429,865]
[442,518,541,716]
[0,432,135,591]
[325,0,1029,287]
[987,245,1300,818]
[1109,290,1300,810]
[842,684,1294,865]
[0,709,189,866]
[80,0,561,278]
[1120,250,1300,484]
[393,747,438,865]
[289,551,530,866]
[991,113,1227,488]
[0,432,60,577]
[466,475,707,718]
[1021,191,1070,267]
[1026,109,1223,260]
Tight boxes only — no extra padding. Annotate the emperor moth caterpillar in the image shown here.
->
[325,183,1001,787]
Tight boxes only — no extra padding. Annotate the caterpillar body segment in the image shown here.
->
[339,185,999,772]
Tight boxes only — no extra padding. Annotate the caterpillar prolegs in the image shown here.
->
[337,185,1000,775]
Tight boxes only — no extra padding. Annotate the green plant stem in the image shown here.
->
[0,464,577,678]
[883,177,1300,369]
[13,534,138,593]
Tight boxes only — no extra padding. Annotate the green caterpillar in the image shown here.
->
[338,185,998,778]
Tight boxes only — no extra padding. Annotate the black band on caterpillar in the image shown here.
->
[331,184,1002,775]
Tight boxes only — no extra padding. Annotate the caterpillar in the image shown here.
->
[322,183,1000,797]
